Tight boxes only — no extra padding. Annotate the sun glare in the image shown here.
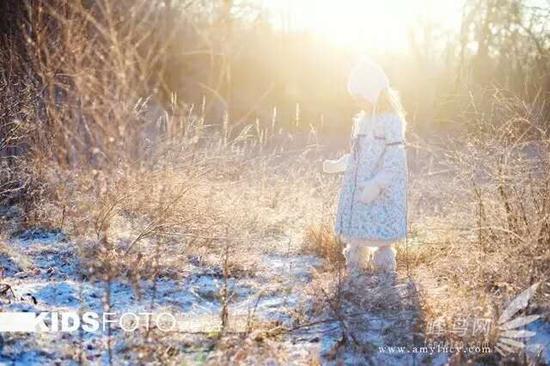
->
[263,0,463,50]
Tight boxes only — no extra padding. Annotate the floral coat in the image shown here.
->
[334,112,408,242]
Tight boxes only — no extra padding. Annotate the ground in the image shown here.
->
[0,227,547,365]
[0,143,548,365]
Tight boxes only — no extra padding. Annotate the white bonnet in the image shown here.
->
[347,57,389,104]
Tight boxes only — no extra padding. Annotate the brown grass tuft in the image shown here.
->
[302,223,345,268]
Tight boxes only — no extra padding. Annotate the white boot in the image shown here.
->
[362,246,376,269]
[373,246,396,272]
[343,241,362,276]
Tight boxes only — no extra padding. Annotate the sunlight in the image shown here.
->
[263,0,463,50]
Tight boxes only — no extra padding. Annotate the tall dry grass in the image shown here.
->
[0,2,328,363]
[399,93,550,363]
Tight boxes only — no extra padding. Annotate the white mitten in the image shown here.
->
[359,179,382,204]
[323,154,350,174]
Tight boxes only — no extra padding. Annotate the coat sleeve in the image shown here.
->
[371,115,407,189]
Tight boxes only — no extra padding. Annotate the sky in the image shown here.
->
[261,0,464,50]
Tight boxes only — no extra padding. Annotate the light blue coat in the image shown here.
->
[334,112,408,242]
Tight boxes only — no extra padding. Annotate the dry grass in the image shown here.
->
[0,2,548,365]
[397,95,550,364]
[4,84,548,364]
[2,85,548,365]
[302,223,345,268]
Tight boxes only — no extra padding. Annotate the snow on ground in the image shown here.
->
[0,230,547,365]
[0,230,326,364]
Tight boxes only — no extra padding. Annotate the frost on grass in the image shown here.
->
[0,221,429,366]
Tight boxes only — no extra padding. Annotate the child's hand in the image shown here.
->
[323,159,338,174]
[323,154,350,174]
[359,180,382,204]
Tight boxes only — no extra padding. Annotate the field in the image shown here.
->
[1,103,549,364]
[0,1,549,365]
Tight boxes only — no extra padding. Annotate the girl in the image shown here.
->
[323,58,407,276]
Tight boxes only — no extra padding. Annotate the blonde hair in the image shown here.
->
[375,88,405,120]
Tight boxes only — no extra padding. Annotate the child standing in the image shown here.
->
[323,58,407,275]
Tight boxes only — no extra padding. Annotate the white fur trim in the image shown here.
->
[373,246,396,272]
[343,240,362,272]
